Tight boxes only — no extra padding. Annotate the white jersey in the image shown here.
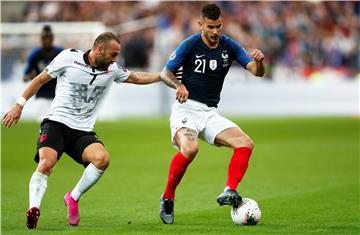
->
[44,49,130,131]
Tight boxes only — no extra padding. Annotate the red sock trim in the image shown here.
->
[176,152,192,165]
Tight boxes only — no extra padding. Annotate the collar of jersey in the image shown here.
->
[83,49,107,72]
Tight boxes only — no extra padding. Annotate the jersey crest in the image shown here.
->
[222,50,229,67]
[209,60,217,70]
[221,50,228,59]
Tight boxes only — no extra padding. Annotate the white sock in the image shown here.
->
[29,171,48,208]
[224,186,231,192]
[71,163,104,201]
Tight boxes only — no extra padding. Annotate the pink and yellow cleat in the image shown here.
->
[64,192,80,226]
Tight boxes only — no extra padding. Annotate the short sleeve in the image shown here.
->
[228,38,253,68]
[45,49,68,78]
[113,64,131,83]
[165,36,194,73]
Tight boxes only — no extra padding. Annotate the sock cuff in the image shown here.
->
[33,171,49,180]
[30,171,48,189]
[234,146,253,154]
[176,152,192,164]
[71,188,81,201]
[86,163,104,176]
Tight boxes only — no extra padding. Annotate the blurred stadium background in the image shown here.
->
[1,1,359,118]
[1,2,359,234]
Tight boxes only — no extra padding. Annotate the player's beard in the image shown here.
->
[210,36,219,44]
[204,32,219,46]
[95,55,110,70]
[210,33,220,42]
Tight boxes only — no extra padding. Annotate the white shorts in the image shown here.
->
[170,99,239,149]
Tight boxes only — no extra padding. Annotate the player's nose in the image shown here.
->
[112,56,119,63]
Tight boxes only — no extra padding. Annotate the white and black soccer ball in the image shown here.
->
[230,198,261,225]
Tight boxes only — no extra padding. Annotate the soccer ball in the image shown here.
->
[230,198,261,225]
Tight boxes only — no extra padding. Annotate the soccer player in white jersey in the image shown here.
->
[2,32,161,229]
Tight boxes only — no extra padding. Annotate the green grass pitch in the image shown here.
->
[2,117,359,234]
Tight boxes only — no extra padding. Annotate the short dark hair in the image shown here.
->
[201,4,221,20]
[93,32,120,49]
[41,24,53,37]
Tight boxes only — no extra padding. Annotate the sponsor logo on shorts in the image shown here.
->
[40,134,48,143]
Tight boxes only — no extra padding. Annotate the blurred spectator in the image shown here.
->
[3,1,360,80]
[122,32,151,68]
[23,25,64,119]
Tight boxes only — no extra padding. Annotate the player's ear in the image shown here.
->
[198,20,203,30]
[97,45,104,54]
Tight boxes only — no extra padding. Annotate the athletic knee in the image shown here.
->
[92,151,110,170]
[181,143,199,159]
[232,136,254,149]
[243,136,254,149]
[37,158,57,175]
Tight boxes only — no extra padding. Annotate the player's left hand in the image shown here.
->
[176,84,189,103]
[250,49,264,62]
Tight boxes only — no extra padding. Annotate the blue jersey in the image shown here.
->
[166,34,252,107]
[24,46,63,99]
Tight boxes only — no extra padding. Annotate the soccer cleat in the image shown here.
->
[160,195,174,224]
[26,207,40,229]
[64,192,80,226]
[216,189,242,207]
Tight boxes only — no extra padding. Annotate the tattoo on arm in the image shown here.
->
[160,68,182,89]
[183,128,197,142]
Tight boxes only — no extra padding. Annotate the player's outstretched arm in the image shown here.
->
[160,68,188,103]
[246,49,265,77]
[125,71,161,85]
[2,70,53,128]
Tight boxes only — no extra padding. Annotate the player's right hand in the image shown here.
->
[2,104,23,128]
[176,84,189,103]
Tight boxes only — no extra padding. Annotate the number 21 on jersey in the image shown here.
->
[194,59,206,73]
[194,59,217,73]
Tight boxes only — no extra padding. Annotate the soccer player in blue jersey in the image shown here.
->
[23,25,63,118]
[159,4,265,224]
